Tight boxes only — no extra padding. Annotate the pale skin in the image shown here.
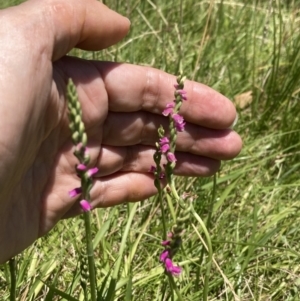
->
[0,0,242,263]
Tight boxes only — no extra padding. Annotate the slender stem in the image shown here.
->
[168,274,184,301]
[159,186,167,239]
[169,178,186,210]
[9,258,16,301]
[113,203,138,279]
[169,178,180,201]
[83,211,97,301]
[206,175,217,230]
[191,208,213,301]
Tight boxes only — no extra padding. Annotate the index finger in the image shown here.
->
[95,62,237,129]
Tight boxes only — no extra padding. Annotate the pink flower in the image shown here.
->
[149,165,157,173]
[77,164,87,171]
[69,187,82,198]
[159,136,170,153]
[167,152,177,163]
[162,240,171,246]
[80,200,92,212]
[159,137,169,145]
[160,144,169,153]
[175,123,185,132]
[159,250,170,262]
[159,172,165,179]
[172,114,184,123]
[87,167,99,177]
[164,258,182,276]
[176,89,187,101]
[149,166,165,179]
[162,102,175,116]
[172,114,186,132]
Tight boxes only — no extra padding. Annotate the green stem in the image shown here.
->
[206,175,217,232]
[191,208,213,301]
[169,178,186,210]
[159,186,167,239]
[83,211,97,301]
[9,258,16,301]
[197,175,216,283]
[169,178,180,201]
[113,203,138,279]
[168,274,184,301]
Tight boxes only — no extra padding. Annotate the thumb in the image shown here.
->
[26,0,130,60]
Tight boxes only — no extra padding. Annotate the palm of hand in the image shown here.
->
[2,56,239,262]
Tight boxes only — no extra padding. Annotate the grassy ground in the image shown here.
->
[1,0,300,300]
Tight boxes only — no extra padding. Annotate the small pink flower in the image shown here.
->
[167,152,177,163]
[176,89,187,101]
[165,258,182,276]
[160,143,170,153]
[149,165,156,173]
[172,113,184,123]
[162,102,175,116]
[175,122,185,132]
[149,166,164,179]
[87,167,99,177]
[159,137,170,145]
[172,114,186,132]
[69,187,82,198]
[80,200,92,212]
[167,232,173,238]
[159,136,170,153]
[159,172,165,179]
[177,89,187,95]
[159,250,170,262]
[77,164,87,171]
[162,240,171,246]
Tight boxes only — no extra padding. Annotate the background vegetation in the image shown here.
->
[1,0,300,300]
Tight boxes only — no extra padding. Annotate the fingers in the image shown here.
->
[96,145,220,177]
[26,0,130,60]
[95,62,237,129]
[102,111,242,160]
[62,172,158,218]
[60,57,239,130]
[58,57,242,160]
[42,142,219,228]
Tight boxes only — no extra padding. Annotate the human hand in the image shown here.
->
[0,0,242,263]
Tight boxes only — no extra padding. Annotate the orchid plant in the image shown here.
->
[67,79,97,301]
[65,75,198,300]
[151,74,193,280]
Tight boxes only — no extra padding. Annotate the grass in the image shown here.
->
[1,0,300,300]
